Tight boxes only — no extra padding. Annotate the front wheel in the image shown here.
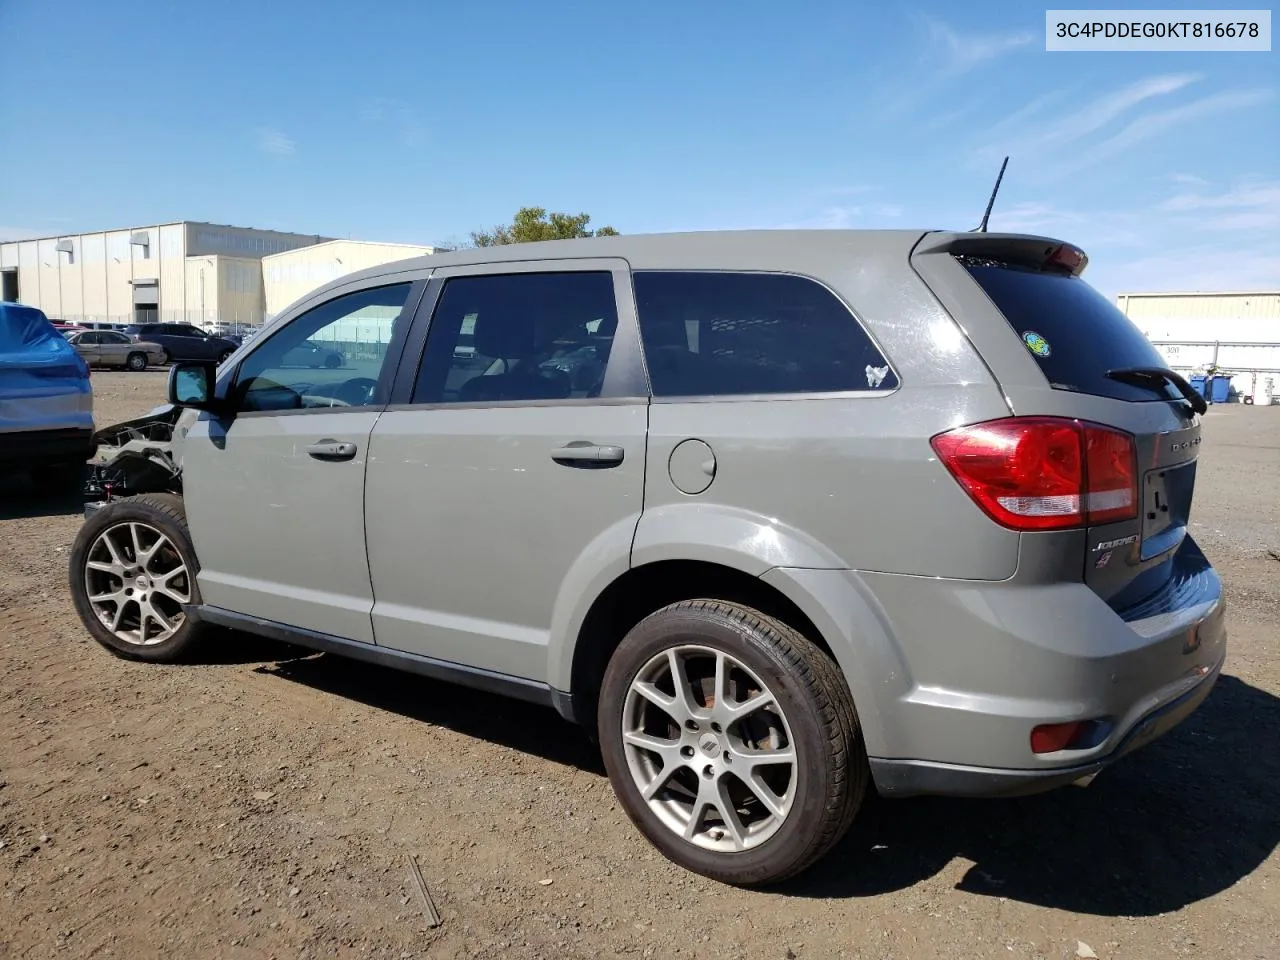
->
[598,600,867,886]
[126,351,148,372]
[69,493,208,663]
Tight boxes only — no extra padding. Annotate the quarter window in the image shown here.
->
[633,271,897,397]
[412,272,618,404]
[232,283,414,412]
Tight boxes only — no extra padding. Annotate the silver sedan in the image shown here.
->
[66,330,166,371]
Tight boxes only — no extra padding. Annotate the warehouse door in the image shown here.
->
[1,270,17,302]
[132,279,159,324]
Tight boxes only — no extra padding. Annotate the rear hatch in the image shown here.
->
[913,234,1204,608]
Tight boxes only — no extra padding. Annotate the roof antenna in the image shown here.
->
[974,156,1009,233]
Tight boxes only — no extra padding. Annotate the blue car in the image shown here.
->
[0,302,95,486]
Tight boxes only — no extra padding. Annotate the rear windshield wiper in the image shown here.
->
[1105,366,1207,415]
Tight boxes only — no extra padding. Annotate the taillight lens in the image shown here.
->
[1084,425,1137,523]
[931,417,1137,531]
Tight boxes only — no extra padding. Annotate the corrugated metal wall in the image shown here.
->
[262,240,434,317]
[217,256,266,326]
[0,223,326,325]
[1120,292,1280,342]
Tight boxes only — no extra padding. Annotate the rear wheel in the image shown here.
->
[126,351,148,372]
[69,493,207,663]
[598,600,867,886]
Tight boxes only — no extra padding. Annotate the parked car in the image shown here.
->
[1,302,94,486]
[51,321,88,337]
[121,323,238,364]
[66,329,165,372]
[69,230,1225,886]
[280,340,344,369]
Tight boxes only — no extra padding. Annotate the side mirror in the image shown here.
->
[168,361,220,410]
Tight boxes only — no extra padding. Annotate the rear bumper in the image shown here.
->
[763,537,1226,798]
[869,649,1223,797]
[0,427,97,465]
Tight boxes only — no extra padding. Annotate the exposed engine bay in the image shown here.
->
[84,404,186,503]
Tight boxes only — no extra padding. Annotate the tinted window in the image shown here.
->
[961,260,1176,403]
[76,332,100,344]
[633,271,896,397]
[412,272,618,404]
[233,283,413,413]
[101,331,130,344]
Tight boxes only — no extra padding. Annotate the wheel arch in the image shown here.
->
[561,558,881,738]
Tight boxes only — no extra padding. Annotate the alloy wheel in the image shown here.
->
[621,644,797,853]
[83,521,191,645]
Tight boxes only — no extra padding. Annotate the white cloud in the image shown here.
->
[923,16,1035,74]
[988,202,1144,247]
[256,127,295,155]
[1064,88,1273,173]
[782,202,906,230]
[973,74,1201,168]
[1167,172,1210,186]
[1040,74,1201,147]
[1160,180,1280,233]
[1093,246,1280,296]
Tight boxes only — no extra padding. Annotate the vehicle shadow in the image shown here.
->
[786,674,1279,916]
[246,647,1276,916]
[0,470,87,521]
[254,651,604,774]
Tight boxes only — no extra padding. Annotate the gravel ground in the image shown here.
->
[1,371,1277,960]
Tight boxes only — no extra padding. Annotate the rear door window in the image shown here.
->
[960,260,1176,403]
[633,271,896,397]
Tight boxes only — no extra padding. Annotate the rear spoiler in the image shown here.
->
[912,232,1089,277]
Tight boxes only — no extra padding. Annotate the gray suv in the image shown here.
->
[68,231,1226,886]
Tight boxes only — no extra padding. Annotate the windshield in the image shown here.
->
[961,259,1180,403]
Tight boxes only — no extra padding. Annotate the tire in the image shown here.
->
[160,349,172,365]
[126,352,148,372]
[598,600,867,886]
[324,353,342,369]
[69,493,208,663]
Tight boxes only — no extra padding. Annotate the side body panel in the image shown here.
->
[183,409,383,643]
[365,261,650,681]
[630,239,1017,581]
[183,271,428,644]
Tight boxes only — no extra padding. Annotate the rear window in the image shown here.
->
[961,259,1176,403]
[633,271,896,397]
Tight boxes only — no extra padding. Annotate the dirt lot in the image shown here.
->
[1,371,1277,960]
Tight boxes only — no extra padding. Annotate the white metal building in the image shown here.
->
[0,222,329,328]
[262,240,438,319]
[1119,291,1280,404]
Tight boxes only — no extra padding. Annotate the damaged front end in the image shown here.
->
[84,404,185,515]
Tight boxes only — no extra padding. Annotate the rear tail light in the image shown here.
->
[931,417,1137,531]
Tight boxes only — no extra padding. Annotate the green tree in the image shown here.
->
[470,207,620,247]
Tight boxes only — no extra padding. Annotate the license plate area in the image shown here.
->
[1141,460,1196,560]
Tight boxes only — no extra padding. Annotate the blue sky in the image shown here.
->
[0,0,1275,296]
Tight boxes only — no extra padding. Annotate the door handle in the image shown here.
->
[551,442,625,467]
[307,439,358,462]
